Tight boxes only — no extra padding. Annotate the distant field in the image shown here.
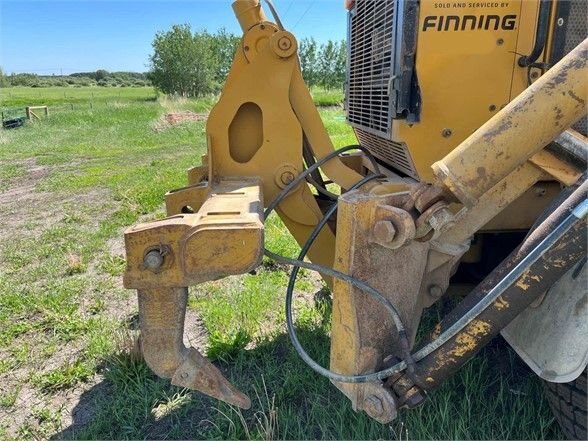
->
[1,86,156,108]
[0,86,562,440]
[0,86,344,110]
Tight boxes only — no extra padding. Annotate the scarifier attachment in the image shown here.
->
[123,179,264,408]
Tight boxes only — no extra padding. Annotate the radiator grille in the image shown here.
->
[564,0,586,55]
[355,129,417,177]
[565,0,587,135]
[347,0,395,137]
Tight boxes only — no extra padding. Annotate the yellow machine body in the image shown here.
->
[395,1,540,180]
[349,0,579,182]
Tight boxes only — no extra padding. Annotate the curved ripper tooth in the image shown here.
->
[171,347,252,409]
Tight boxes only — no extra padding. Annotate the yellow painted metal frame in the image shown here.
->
[201,2,363,270]
[122,0,586,420]
[385,0,555,182]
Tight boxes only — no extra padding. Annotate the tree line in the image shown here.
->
[0,68,150,88]
[1,25,348,96]
[148,25,347,98]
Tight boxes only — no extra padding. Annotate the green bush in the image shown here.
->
[148,25,239,98]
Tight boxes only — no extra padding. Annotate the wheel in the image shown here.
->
[544,368,587,440]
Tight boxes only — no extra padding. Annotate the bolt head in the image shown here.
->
[144,250,164,270]
[373,220,396,243]
[442,128,452,138]
[278,37,292,50]
[364,395,384,417]
[280,171,295,185]
[428,284,444,298]
[404,388,426,408]
[428,207,455,233]
[535,186,546,197]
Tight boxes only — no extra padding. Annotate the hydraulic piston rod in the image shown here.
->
[409,179,587,389]
[432,38,587,207]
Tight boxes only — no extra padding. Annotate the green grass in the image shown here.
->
[0,86,562,440]
[0,86,156,108]
[310,87,344,107]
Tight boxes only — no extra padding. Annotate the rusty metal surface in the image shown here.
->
[409,179,587,390]
[138,287,251,408]
[123,178,264,290]
[123,178,264,407]
[330,187,429,423]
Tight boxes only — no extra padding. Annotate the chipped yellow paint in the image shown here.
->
[551,258,567,268]
[431,323,442,340]
[450,320,491,357]
[494,296,510,311]
[516,269,533,290]
[469,319,491,336]
[426,377,434,383]
[433,353,457,371]
[432,38,588,207]
[517,271,544,291]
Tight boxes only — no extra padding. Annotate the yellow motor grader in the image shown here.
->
[123,0,587,437]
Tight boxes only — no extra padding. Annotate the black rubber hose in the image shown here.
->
[519,0,552,67]
[263,146,587,386]
[283,173,413,384]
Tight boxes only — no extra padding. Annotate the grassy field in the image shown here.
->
[0,86,563,440]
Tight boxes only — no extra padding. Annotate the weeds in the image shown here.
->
[0,87,563,439]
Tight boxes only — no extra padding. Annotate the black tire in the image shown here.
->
[544,368,587,440]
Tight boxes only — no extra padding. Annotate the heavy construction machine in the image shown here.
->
[123,0,588,437]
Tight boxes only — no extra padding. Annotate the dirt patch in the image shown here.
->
[183,308,209,352]
[0,159,112,236]
[0,156,224,439]
[152,111,208,132]
[0,159,49,205]
[165,111,208,124]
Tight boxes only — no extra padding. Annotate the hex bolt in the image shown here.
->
[428,284,444,298]
[363,395,384,417]
[442,128,452,138]
[278,37,292,50]
[280,171,295,186]
[428,206,455,234]
[404,388,426,409]
[373,220,396,243]
[144,250,164,270]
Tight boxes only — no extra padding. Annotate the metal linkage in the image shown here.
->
[265,148,587,392]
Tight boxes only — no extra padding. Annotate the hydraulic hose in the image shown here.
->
[518,0,552,67]
[265,146,587,385]
[410,179,588,388]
